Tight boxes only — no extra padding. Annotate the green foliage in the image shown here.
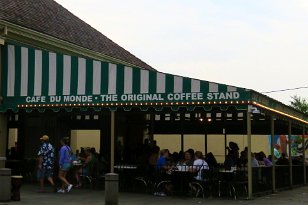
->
[290,95,308,114]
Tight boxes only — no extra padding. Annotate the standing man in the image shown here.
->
[37,135,57,193]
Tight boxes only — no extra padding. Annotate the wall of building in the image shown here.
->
[70,130,101,153]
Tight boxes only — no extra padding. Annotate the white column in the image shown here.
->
[247,109,252,199]
[271,116,276,192]
[110,111,115,173]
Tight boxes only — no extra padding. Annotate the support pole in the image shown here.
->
[288,121,292,188]
[303,126,306,185]
[247,109,252,199]
[180,112,184,152]
[271,116,276,192]
[110,111,115,173]
[105,173,119,205]
[224,128,227,159]
[149,113,155,142]
[204,127,208,155]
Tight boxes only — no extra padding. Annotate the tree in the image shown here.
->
[290,95,308,114]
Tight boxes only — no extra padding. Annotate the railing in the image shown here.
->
[292,165,304,186]
[252,166,272,194]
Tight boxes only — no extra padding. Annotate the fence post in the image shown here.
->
[0,168,11,202]
[105,173,119,205]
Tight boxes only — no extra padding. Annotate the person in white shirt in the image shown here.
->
[192,151,209,181]
[251,153,259,167]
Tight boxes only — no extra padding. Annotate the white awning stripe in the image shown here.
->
[124,66,133,94]
[140,69,149,94]
[7,45,15,97]
[191,79,200,93]
[48,52,57,96]
[34,50,42,96]
[62,55,71,95]
[108,63,117,94]
[209,82,218,92]
[77,58,86,95]
[92,60,101,95]
[173,76,183,93]
[227,86,237,92]
[156,72,165,93]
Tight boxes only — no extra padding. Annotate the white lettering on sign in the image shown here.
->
[50,96,61,102]
[26,96,46,103]
[63,95,93,102]
[22,92,242,104]
[100,94,118,101]
[207,92,240,100]
[167,93,203,101]
[120,94,164,101]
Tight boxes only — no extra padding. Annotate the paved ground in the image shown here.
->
[1,184,308,205]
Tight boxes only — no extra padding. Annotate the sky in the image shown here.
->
[54,0,308,105]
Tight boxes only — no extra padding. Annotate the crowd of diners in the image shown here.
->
[129,140,308,196]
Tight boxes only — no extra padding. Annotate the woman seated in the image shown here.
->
[191,151,209,181]
[176,151,193,171]
[75,148,97,187]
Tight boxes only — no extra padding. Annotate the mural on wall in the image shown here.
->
[269,135,308,157]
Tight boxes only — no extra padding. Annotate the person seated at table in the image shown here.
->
[276,153,289,165]
[176,151,193,171]
[155,149,173,195]
[188,151,209,196]
[258,151,272,167]
[191,151,209,181]
[237,151,248,168]
[156,149,171,171]
[224,153,234,170]
[251,153,259,167]
[204,152,218,168]
[75,148,97,187]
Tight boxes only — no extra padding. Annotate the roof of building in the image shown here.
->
[0,0,154,70]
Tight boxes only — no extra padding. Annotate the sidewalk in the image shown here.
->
[2,184,308,205]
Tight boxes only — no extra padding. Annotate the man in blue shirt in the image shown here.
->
[37,135,56,192]
[156,149,170,171]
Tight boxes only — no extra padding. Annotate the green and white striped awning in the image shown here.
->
[0,43,250,111]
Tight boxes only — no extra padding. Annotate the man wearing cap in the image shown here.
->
[37,135,56,192]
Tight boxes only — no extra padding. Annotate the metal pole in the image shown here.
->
[149,113,154,141]
[110,111,115,173]
[204,126,208,155]
[271,116,276,192]
[224,128,227,159]
[247,109,252,199]
[288,121,292,188]
[303,126,306,185]
[180,112,184,152]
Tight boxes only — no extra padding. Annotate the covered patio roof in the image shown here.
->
[0,42,307,125]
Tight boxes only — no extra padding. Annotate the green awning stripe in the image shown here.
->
[116,64,124,94]
[101,61,109,94]
[70,56,78,96]
[133,67,140,94]
[148,71,157,94]
[85,59,93,96]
